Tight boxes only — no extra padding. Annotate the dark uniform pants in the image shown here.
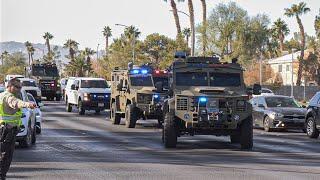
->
[0,124,18,179]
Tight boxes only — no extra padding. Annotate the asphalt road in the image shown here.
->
[8,101,320,180]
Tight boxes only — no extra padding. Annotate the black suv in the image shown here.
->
[305,92,320,138]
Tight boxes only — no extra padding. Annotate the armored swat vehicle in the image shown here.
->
[110,63,167,128]
[28,63,61,101]
[162,52,261,149]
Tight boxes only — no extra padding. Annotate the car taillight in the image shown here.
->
[51,83,55,87]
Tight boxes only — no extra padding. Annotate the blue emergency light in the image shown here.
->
[199,97,207,103]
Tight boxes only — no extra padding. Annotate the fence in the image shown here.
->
[263,85,320,101]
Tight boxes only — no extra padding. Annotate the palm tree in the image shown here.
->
[102,26,112,56]
[81,47,95,76]
[285,2,310,86]
[187,0,195,56]
[164,0,183,35]
[43,32,54,54]
[24,41,33,65]
[272,18,290,53]
[182,28,191,46]
[63,39,79,61]
[0,51,9,65]
[200,0,207,55]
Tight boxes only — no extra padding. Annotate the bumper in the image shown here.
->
[82,100,110,110]
[42,90,60,97]
[271,118,305,129]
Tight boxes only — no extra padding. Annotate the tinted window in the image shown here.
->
[176,72,208,86]
[22,80,37,87]
[81,80,108,88]
[265,96,299,108]
[32,66,58,77]
[209,73,241,87]
[153,77,169,88]
[130,76,153,86]
[262,89,272,93]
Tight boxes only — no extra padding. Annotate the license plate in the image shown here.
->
[98,103,104,107]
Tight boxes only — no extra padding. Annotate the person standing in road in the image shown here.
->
[0,78,36,180]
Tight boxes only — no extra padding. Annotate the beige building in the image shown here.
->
[267,51,317,86]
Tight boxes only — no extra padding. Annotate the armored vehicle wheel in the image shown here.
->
[240,116,253,150]
[230,134,240,144]
[125,104,138,128]
[263,116,272,132]
[31,125,36,144]
[78,100,85,115]
[111,102,121,125]
[163,111,177,148]
[306,117,319,138]
[66,103,72,112]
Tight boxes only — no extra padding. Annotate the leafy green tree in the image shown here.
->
[1,51,9,65]
[65,54,88,77]
[272,18,290,53]
[285,2,310,85]
[102,26,112,56]
[24,41,35,65]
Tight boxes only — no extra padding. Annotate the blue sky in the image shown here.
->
[1,0,319,49]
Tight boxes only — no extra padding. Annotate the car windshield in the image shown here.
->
[153,77,169,88]
[81,80,108,88]
[265,97,300,108]
[209,73,241,87]
[130,75,153,86]
[176,72,208,86]
[32,66,59,77]
[262,89,272,93]
[22,80,37,87]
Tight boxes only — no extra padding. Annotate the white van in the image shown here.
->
[4,74,24,87]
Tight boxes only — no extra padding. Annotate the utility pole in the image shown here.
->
[291,48,296,97]
[259,51,262,85]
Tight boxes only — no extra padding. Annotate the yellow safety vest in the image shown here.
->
[0,91,22,127]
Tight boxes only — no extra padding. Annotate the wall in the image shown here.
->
[263,85,320,101]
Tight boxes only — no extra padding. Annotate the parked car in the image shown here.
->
[250,95,306,132]
[16,90,37,148]
[4,74,24,87]
[64,77,76,103]
[20,78,42,102]
[26,93,43,134]
[252,88,274,97]
[65,77,111,115]
[305,92,320,138]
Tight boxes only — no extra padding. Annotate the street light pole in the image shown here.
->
[115,23,136,63]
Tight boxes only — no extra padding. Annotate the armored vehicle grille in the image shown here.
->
[177,97,188,110]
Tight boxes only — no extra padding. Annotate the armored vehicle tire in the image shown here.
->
[20,125,32,148]
[163,111,177,148]
[111,102,121,125]
[125,104,138,128]
[66,103,72,112]
[263,116,272,132]
[240,116,253,150]
[78,100,85,115]
[306,117,319,138]
[230,135,240,144]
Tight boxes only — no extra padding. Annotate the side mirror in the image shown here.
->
[253,84,261,95]
[71,84,75,90]
[155,82,163,92]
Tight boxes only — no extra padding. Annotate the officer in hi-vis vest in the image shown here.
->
[0,78,36,180]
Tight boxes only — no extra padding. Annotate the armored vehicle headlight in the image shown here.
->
[153,94,159,99]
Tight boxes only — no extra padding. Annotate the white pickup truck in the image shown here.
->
[65,77,111,115]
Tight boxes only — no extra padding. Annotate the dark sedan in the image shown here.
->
[250,95,306,132]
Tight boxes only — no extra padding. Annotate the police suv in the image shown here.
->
[65,77,111,115]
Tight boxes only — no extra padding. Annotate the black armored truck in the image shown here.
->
[162,52,261,150]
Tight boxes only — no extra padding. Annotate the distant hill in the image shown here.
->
[0,41,69,64]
